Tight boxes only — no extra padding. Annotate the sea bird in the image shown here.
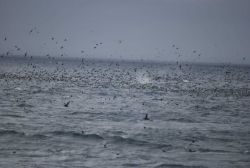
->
[64,101,70,107]
[144,113,149,120]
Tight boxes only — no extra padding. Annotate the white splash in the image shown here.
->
[15,87,22,91]
[136,72,151,84]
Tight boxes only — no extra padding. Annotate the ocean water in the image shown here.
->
[0,56,250,168]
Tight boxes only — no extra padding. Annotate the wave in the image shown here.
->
[0,130,49,140]
[154,164,207,168]
[0,129,105,141]
[195,148,231,153]
[122,163,142,167]
[109,135,172,150]
[181,88,250,97]
[0,130,25,136]
[17,103,33,108]
[49,130,104,140]
[168,118,196,123]
[0,114,25,118]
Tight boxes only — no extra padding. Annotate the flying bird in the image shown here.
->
[64,101,70,107]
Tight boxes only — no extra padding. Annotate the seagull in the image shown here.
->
[64,101,70,107]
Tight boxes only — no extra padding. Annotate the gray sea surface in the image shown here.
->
[0,56,250,168]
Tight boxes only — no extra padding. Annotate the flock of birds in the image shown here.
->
[1,30,151,121]
[1,28,250,158]
[1,28,106,61]
[1,28,249,123]
[0,26,207,64]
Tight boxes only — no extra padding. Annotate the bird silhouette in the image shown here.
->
[64,101,70,107]
[144,113,149,120]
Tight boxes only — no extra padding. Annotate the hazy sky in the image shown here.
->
[0,0,250,64]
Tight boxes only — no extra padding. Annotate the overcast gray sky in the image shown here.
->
[0,0,250,64]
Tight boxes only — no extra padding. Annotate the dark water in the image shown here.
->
[0,56,250,168]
